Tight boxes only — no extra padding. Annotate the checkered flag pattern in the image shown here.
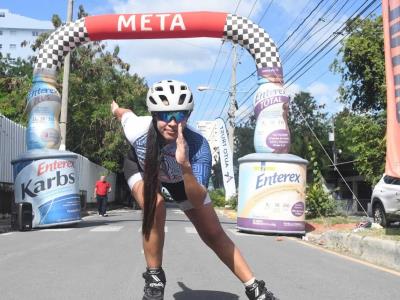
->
[224,14,281,69]
[35,18,90,71]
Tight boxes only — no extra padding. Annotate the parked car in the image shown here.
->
[369,174,400,227]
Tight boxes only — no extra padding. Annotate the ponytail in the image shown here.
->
[142,118,162,239]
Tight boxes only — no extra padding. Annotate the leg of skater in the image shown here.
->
[184,203,277,300]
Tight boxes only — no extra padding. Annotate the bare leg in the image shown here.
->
[184,203,254,283]
[131,180,166,268]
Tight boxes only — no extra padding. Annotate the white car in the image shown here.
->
[369,175,400,227]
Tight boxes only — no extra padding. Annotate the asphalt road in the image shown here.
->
[0,205,399,300]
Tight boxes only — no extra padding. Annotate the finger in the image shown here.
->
[178,123,183,138]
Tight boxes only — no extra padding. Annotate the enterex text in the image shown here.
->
[256,172,300,189]
[37,160,74,176]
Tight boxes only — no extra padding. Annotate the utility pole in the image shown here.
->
[59,0,74,151]
[329,117,337,167]
[227,44,237,153]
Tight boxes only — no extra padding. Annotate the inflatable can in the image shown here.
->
[237,153,308,234]
[12,149,81,228]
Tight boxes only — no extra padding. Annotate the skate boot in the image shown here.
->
[142,267,166,300]
[245,279,278,300]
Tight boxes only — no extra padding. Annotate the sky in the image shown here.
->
[1,0,382,126]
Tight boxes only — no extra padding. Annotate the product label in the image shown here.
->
[13,157,80,227]
[238,161,306,232]
[253,82,290,153]
[26,80,61,150]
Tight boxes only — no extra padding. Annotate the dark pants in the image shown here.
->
[96,195,108,215]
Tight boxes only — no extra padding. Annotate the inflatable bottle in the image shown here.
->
[253,78,290,153]
[26,69,61,150]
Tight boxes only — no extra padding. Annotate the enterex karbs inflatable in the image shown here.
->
[12,150,80,228]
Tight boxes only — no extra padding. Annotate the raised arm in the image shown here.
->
[111,100,133,121]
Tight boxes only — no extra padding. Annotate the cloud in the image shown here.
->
[274,0,311,16]
[100,0,264,79]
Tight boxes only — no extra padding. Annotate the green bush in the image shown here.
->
[226,194,238,210]
[306,182,337,218]
[209,189,226,207]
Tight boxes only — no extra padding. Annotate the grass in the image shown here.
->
[351,226,400,241]
[306,215,361,226]
[307,216,400,241]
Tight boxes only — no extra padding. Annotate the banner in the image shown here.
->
[215,118,236,200]
[383,0,400,178]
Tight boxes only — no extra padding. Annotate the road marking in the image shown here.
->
[185,227,197,234]
[170,209,185,214]
[138,226,168,232]
[290,237,400,277]
[41,228,73,232]
[90,226,123,232]
[1,232,13,236]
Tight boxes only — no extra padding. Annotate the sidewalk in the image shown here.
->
[217,208,400,273]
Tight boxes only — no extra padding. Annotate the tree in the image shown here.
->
[0,8,149,173]
[234,116,256,161]
[288,92,330,170]
[0,54,32,124]
[331,15,384,113]
[334,109,386,185]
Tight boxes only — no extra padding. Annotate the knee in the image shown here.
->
[200,226,225,247]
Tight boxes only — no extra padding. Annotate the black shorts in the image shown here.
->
[123,148,187,202]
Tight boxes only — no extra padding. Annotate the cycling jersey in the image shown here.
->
[122,112,212,210]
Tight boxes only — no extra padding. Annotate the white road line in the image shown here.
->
[1,232,13,236]
[138,226,168,232]
[170,209,184,214]
[90,226,123,232]
[41,228,73,232]
[185,227,197,234]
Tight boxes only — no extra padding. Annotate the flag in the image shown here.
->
[383,0,400,178]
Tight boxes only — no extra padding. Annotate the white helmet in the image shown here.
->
[146,80,194,112]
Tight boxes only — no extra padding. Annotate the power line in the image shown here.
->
[278,0,326,49]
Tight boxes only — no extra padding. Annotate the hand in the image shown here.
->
[111,100,119,115]
[175,123,190,167]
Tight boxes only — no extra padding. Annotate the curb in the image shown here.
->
[306,231,400,272]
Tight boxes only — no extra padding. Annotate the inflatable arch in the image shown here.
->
[28,12,290,152]
[15,12,299,229]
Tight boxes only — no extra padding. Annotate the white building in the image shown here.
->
[0,9,53,60]
[196,120,220,166]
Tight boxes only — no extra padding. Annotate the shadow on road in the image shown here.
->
[173,282,239,300]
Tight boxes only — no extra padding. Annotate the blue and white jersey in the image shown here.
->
[121,112,212,187]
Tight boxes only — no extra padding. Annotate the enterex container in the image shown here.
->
[12,149,81,228]
[237,153,308,234]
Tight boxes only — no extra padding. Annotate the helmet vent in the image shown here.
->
[181,85,187,90]
[179,94,186,105]
[170,85,175,94]
[155,86,163,91]
[149,96,157,105]
[159,95,169,105]
[188,94,193,103]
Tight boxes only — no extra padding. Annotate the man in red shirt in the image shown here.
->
[94,175,112,216]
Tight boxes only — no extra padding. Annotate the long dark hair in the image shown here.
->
[142,118,163,240]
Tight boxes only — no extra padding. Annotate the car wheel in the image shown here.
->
[372,202,387,227]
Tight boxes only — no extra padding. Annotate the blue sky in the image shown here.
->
[2,0,382,125]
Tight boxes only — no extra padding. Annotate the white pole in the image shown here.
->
[59,0,74,150]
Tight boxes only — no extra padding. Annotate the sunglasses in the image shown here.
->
[155,111,190,123]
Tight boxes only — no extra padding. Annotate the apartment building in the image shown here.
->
[0,9,52,60]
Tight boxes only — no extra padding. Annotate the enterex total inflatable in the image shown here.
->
[16,11,306,231]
